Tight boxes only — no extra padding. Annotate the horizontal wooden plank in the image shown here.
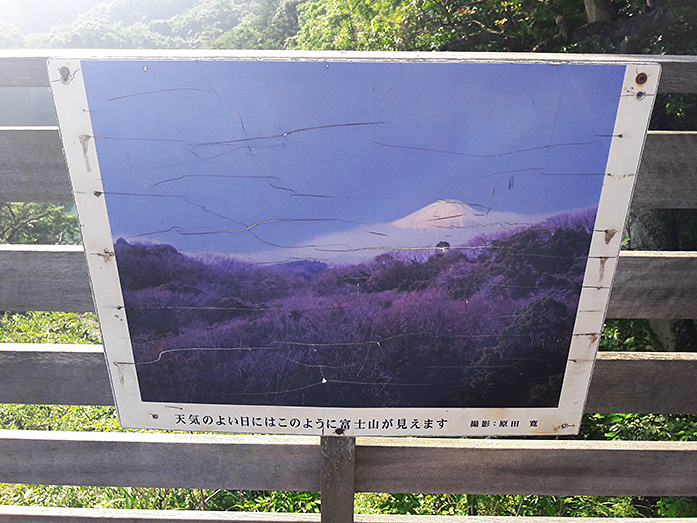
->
[584,352,697,413]
[0,245,93,312]
[0,344,112,405]
[0,506,320,522]
[608,251,697,319]
[1,508,695,523]
[2,129,696,208]
[1,246,695,318]
[0,430,321,492]
[657,55,697,94]
[633,132,697,209]
[354,438,697,496]
[1,430,695,496]
[1,345,695,414]
[0,127,72,203]
[0,56,51,88]
[0,51,695,93]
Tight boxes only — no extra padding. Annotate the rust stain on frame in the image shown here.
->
[79,134,92,172]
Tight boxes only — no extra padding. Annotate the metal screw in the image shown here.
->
[59,66,71,84]
[151,413,159,419]
[635,90,646,100]
[635,72,648,85]
[334,427,345,435]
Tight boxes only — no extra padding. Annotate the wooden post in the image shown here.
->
[320,435,356,523]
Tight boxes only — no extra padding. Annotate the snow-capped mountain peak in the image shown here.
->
[391,199,488,229]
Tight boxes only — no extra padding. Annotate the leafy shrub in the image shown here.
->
[0,311,101,344]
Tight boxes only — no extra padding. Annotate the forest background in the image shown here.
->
[1,0,697,516]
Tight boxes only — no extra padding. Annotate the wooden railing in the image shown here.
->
[1,51,696,522]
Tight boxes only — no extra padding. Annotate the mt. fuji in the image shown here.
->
[250,199,548,264]
[392,199,494,229]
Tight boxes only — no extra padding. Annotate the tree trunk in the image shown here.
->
[583,0,613,22]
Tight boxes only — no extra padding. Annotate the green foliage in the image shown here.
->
[211,0,301,50]
[20,0,253,49]
[288,0,697,56]
[639,1,697,55]
[353,492,665,517]
[396,0,560,52]
[581,413,697,441]
[0,203,79,245]
[164,0,255,47]
[0,482,323,512]
[211,490,320,512]
[0,404,118,432]
[290,0,406,50]
[600,319,662,351]
[0,312,101,344]
[0,20,25,47]
[355,492,475,515]
[0,483,208,511]
[678,213,697,250]
[655,497,697,517]
[481,494,641,517]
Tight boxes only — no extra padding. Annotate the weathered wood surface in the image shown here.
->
[320,436,356,523]
[0,56,51,88]
[0,245,93,312]
[0,506,320,522]
[608,251,697,319]
[0,344,111,405]
[2,129,696,209]
[0,51,695,92]
[354,438,697,496]
[658,55,697,93]
[1,508,695,523]
[1,506,320,522]
[1,345,695,413]
[634,132,697,209]
[1,430,696,496]
[0,127,71,203]
[0,430,321,492]
[584,351,697,414]
[1,246,695,318]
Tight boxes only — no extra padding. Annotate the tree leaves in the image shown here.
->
[0,203,79,245]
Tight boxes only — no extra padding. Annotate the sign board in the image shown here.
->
[50,52,659,436]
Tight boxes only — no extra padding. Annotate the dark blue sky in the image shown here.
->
[82,59,625,258]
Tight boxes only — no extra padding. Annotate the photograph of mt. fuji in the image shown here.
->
[80,59,627,408]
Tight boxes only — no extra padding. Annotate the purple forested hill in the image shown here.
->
[112,208,595,409]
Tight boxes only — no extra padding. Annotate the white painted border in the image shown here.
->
[556,63,661,429]
[48,59,142,429]
[49,54,659,437]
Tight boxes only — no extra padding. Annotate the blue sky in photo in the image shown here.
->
[81,59,625,259]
